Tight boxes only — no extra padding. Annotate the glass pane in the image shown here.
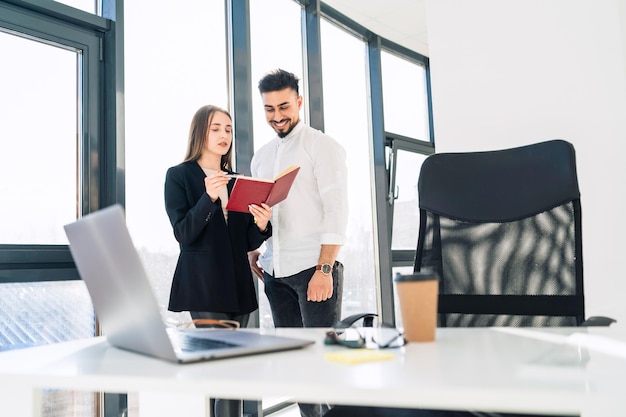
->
[391,151,426,250]
[250,0,303,328]
[0,281,96,416]
[321,19,377,317]
[0,32,78,244]
[381,51,430,140]
[43,390,95,417]
[53,0,97,15]
[0,281,94,351]
[124,0,228,326]
[250,0,304,153]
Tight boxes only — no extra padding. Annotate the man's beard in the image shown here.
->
[274,118,298,138]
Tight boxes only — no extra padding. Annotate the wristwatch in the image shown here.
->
[316,263,333,276]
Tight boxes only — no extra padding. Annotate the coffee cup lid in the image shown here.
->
[394,272,439,282]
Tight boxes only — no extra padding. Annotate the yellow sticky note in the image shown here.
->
[324,349,396,364]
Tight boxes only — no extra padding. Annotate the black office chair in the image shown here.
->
[415,139,613,328]
[325,140,614,417]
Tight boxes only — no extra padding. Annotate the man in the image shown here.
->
[249,69,348,417]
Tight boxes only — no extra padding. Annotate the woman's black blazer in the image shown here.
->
[164,160,271,314]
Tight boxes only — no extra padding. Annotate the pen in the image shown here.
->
[224,174,241,179]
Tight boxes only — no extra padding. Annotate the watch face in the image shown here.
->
[321,264,332,275]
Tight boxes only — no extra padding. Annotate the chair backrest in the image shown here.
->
[415,140,585,327]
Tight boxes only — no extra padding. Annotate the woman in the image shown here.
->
[164,104,271,329]
[164,105,271,417]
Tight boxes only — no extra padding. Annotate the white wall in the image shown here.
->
[426,0,626,323]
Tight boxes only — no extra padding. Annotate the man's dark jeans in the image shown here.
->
[263,262,344,417]
[263,261,343,327]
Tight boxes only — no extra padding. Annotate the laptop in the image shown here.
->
[63,204,314,363]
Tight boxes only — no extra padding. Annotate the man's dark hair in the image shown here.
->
[258,69,300,95]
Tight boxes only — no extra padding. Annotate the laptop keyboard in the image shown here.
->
[172,332,238,352]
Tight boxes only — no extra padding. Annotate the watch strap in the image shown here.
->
[315,263,333,275]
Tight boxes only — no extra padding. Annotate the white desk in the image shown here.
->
[1,326,626,417]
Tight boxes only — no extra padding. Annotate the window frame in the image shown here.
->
[0,0,119,284]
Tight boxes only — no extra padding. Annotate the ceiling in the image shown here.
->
[322,0,429,56]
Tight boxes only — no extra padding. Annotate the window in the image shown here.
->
[380,49,433,325]
[320,18,377,316]
[0,32,77,245]
[382,50,430,141]
[124,0,228,325]
[249,0,304,328]
[250,0,304,148]
[389,146,429,329]
[390,150,427,251]
[0,0,110,414]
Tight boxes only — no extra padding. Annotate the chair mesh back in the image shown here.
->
[415,140,585,328]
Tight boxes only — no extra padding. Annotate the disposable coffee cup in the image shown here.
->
[394,272,439,342]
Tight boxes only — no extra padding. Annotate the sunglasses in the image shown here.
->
[324,313,406,349]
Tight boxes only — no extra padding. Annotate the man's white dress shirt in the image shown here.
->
[251,121,348,278]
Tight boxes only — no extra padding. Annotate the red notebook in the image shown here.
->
[225,165,300,213]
